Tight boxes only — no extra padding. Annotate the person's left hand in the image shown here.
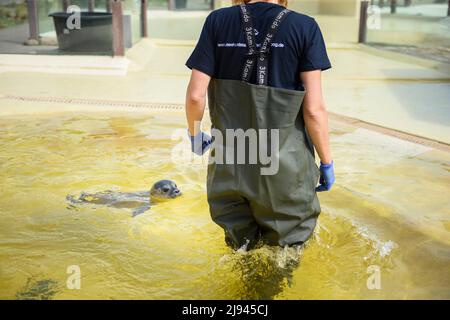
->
[316,161,335,192]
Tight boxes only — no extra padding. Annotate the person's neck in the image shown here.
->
[247,0,279,4]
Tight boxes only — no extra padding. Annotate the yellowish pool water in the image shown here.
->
[0,111,449,299]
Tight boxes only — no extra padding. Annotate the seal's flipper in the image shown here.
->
[132,204,151,217]
[66,194,84,205]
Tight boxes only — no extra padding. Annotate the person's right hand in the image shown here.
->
[316,161,335,192]
[188,130,212,156]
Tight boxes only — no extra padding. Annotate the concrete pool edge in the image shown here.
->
[328,112,450,152]
[359,44,450,75]
[1,93,448,153]
[0,54,130,76]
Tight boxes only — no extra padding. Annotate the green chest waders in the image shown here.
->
[207,4,321,249]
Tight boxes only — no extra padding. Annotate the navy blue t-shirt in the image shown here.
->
[186,2,331,91]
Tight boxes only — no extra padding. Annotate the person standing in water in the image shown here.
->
[185,0,335,249]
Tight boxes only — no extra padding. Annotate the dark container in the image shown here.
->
[175,0,187,9]
[49,12,113,53]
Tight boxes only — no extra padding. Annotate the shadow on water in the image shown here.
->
[15,277,60,300]
[218,244,303,300]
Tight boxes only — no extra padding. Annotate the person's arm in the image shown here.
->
[184,12,215,154]
[301,70,335,191]
[185,68,212,155]
[186,69,211,136]
[300,70,331,164]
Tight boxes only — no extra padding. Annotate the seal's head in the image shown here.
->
[150,180,181,200]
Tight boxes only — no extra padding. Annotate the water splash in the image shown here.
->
[356,225,398,260]
[216,242,305,299]
[315,211,398,261]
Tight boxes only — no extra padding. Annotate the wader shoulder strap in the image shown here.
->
[240,4,258,83]
[239,4,291,86]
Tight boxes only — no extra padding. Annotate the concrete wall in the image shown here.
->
[290,0,360,43]
[215,0,359,16]
[215,0,361,43]
[290,0,358,16]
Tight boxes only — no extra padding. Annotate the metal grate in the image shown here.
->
[3,94,186,111]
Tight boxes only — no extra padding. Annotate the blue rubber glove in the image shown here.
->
[316,161,335,192]
[188,130,212,156]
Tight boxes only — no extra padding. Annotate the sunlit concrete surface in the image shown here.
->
[0,38,448,143]
[0,54,129,75]
[322,47,450,144]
